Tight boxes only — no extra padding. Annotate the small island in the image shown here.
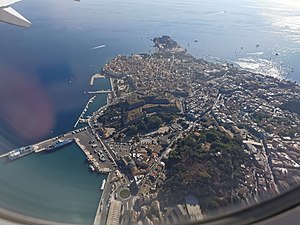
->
[2,36,300,225]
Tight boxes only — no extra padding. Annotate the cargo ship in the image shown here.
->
[46,139,73,151]
[8,146,33,160]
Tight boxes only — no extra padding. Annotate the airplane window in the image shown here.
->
[0,0,299,225]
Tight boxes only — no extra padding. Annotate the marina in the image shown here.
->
[74,95,97,128]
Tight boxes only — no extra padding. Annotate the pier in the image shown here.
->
[90,73,106,86]
[87,90,112,94]
[74,95,96,128]
[0,152,9,159]
[3,124,116,225]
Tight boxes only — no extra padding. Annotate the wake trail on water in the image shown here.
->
[91,45,106,50]
[206,11,225,16]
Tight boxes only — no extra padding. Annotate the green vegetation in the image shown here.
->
[119,188,131,199]
[127,113,175,136]
[158,128,250,211]
[97,104,123,128]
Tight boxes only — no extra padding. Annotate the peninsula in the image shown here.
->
[3,36,300,225]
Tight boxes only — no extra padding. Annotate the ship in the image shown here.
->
[89,164,95,172]
[100,179,106,190]
[46,139,73,151]
[8,146,33,160]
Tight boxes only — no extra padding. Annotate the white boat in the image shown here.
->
[101,179,106,190]
[89,164,95,172]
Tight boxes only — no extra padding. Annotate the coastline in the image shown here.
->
[0,68,113,224]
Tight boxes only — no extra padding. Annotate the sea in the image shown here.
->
[0,0,299,224]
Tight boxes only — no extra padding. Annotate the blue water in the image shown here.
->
[0,144,105,225]
[0,0,299,223]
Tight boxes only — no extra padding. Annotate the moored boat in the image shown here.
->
[101,179,106,190]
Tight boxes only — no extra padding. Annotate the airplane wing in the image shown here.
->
[0,0,31,27]
[0,0,22,8]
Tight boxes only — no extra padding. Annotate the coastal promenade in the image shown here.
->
[93,172,113,225]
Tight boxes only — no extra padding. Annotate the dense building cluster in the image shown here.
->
[87,36,300,225]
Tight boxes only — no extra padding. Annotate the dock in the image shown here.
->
[87,90,112,94]
[74,138,110,173]
[90,73,106,86]
[0,152,9,159]
[3,127,115,225]
[74,95,96,128]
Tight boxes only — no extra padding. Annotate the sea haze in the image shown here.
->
[0,0,299,224]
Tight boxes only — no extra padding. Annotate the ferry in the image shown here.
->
[8,146,33,160]
[46,138,73,151]
[100,179,106,190]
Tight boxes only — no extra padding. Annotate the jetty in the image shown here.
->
[74,95,96,128]
[87,90,112,94]
[0,152,9,159]
[90,73,106,86]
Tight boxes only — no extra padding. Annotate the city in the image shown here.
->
[2,36,300,225]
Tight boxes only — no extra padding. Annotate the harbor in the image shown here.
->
[74,95,97,128]
[0,140,103,225]
[2,124,117,225]
[90,73,106,86]
[74,75,113,128]
[0,69,119,225]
